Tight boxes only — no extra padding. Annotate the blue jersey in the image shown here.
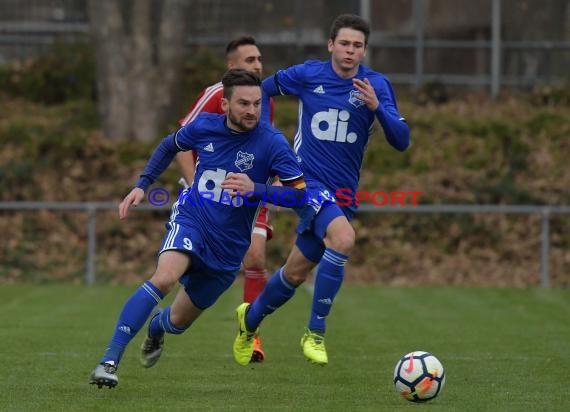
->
[263,60,409,213]
[139,113,303,272]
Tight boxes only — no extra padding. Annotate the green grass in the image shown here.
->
[0,284,569,411]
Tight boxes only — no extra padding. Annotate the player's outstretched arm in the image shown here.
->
[118,187,145,219]
[221,172,256,195]
[134,134,183,192]
[221,172,307,208]
[120,133,188,219]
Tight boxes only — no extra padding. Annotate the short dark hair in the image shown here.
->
[329,14,370,45]
[221,68,261,99]
[225,36,257,57]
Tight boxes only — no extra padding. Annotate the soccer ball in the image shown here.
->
[393,351,446,402]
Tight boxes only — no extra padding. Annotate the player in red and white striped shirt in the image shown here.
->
[176,36,274,363]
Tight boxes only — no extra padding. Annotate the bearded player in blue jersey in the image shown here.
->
[233,14,410,366]
[89,69,306,389]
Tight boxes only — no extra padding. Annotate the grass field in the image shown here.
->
[0,283,569,411]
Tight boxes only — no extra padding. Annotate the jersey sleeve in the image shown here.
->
[267,132,304,186]
[173,121,199,152]
[262,63,306,97]
[373,77,410,152]
[135,134,180,191]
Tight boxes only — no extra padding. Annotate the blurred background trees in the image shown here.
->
[1,1,570,285]
[1,0,569,142]
[88,0,190,141]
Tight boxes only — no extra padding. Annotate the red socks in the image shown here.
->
[243,269,267,303]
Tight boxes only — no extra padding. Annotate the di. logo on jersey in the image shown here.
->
[197,168,243,207]
[311,108,357,143]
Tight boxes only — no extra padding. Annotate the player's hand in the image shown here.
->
[352,78,379,111]
[118,187,145,219]
[221,172,255,197]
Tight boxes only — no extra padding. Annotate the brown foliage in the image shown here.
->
[1,94,570,286]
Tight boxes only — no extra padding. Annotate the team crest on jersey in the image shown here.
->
[235,151,254,171]
[349,89,366,108]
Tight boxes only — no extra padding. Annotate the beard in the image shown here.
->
[227,109,258,132]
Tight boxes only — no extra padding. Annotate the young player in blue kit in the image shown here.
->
[233,14,410,366]
[89,69,306,389]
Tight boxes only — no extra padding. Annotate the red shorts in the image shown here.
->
[253,206,273,240]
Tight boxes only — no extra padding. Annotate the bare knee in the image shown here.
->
[325,225,355,255]
[148,271,179,295]
[149,251,190,295]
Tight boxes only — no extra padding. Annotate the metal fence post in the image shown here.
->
[86,204,97,285]
[540,208,551,288]
[294,0,304,63]
[491,0,502,99]
[414,0,425,91]
[360,0,372,66]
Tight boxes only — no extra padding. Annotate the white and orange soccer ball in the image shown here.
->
[393,351,446,402]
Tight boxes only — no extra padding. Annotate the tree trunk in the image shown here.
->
[88,0,189,141]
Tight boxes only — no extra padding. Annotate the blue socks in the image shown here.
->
[245,248,348,334]
[308,248,347,333]
[149,306,187,337]
[245,267,296,330]
[101,281,163,365]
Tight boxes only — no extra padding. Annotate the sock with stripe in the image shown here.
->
[100,281,163,365]
[308,248,348,333]
[243,268,268,303]
[245,267,296,330]
[148,306,187,337]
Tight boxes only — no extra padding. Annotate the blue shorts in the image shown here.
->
[159,222,238,310]
[294,182,355,263]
